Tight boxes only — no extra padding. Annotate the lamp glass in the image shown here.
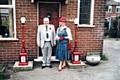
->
[21,17,26,24]
[31,0,34,3]
[75,55,79,61]
[74,18,78,25]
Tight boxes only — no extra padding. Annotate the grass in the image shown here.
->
[0,62,9,80]
[0,72,6,80]
[101,54,108,61]
[103,36,110,39]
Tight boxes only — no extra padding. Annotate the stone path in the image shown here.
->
[7,39,120,80]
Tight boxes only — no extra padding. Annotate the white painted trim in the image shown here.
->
[91,0,94,26]
[13,0,16,38]
[0,5,14,8]
[0,38,19,41]
[78,25,95,27]
[106,6,112,13]
[116,6,120,13]
[77,0,95,27]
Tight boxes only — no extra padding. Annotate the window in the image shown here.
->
[77,0,94,27]
[106,6,112,12]
[0,0,16,39]
[116,6,120,13]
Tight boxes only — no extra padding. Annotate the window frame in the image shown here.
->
[116,6,120,13]
[77,0,95,27]
[0,0,17,40]
[106,6,112,13]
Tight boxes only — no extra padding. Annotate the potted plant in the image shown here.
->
[86,52,101,65]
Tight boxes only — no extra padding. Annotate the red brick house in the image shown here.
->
[106,0,120,19]
[0,0,106,63]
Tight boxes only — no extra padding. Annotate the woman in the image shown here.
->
[56,17,72,71]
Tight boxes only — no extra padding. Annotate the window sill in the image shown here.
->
[106,11,112,13]
[0,38,19,41]
[78,25,95,27]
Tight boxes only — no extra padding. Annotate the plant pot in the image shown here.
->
[86,52,101,65]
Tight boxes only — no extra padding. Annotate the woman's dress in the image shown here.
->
[55,27,70,60]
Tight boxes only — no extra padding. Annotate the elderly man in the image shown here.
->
[37,17,56,69]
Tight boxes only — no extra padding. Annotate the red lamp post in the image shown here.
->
[19,17,28,66]
[71,18,81,64]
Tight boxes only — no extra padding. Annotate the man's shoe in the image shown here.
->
[48,65,53,68]
[41,66,46,69]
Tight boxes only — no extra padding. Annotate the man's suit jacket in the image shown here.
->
[37,24,56,48]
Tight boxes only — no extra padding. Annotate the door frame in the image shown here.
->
[36,1,61,59]
[37,1,61,25]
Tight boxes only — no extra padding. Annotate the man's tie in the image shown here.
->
[46,26,49,38]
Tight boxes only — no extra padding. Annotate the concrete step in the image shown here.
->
[67,61,87,69]
[13,61,33,71]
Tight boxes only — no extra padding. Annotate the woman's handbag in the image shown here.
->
[68,43,71,50]
[68,40,71,50]
[63,28,71,50]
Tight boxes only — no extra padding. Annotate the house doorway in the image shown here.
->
[38,3,60,57]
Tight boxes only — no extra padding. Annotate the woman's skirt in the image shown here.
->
[55,42,70,60]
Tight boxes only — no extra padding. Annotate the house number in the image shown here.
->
[21,56,25,62]
[75,56,79,61]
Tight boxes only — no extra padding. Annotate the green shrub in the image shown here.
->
[101,54,108,61]
[87,52,100,56]
[109,18,118,38]
[0,72,5,80]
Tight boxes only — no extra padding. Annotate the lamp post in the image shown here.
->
[19,17,28,66]
[71,18,81,64]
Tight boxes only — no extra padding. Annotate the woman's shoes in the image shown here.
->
[58,69,62,72]
[62,65,66,69]
[58,65,67,72]
[58,65,66,72]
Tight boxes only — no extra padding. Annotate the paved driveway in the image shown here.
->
[7,39,120,80]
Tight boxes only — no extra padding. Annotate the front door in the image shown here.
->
[38,3,59,56]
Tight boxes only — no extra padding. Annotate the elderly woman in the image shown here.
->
[56,17,72,71]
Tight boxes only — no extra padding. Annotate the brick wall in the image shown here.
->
[0,0,106,63]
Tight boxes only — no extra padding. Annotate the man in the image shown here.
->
[37,17,56,69]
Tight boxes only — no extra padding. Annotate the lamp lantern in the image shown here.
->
[20,17,26,24]
[74,18,79,25]
[19,17,28,66]
[71,18,81,64]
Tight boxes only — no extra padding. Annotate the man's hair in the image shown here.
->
[43,17,49,22]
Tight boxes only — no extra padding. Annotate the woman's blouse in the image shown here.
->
[56,26,72,40]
